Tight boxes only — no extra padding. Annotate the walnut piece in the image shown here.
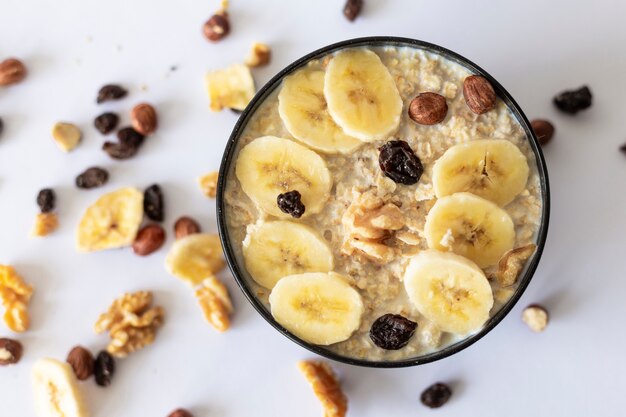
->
[522,304,549,332]
[30,212,59,237]
[496,244,537,286]
[198,171,219,199]
[94,291,164,357]
[298,360,347,417]
[245,42,271,68]
[0,265,33,333]
[195,276,233,332]
[341,190,404,264]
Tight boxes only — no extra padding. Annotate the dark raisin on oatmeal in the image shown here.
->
[369,314,417,350]
[420,383,452,408]
[379,140,423,185]
[277,190,305,218]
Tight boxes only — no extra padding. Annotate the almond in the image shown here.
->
[132,224,166,256]
[0,58,27,86]
[131,103,158,135]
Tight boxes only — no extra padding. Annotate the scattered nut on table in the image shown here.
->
[522,304,549,332]
[0,265,34,333]
[174,216,201,240]
[52,122,82,152]
[297,360,347,417]
[245,42,271,67]
[0,338,23,365]
[198,171,219,199]
[66,345,95,380]
[30,212,59,237]
[0,58,27,86]
[131,103,158,135]
[195,276,233,332]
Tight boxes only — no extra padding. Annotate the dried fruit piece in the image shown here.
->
[36,188,55,213]
[205,64,255,111]
[117,127,145,148]
[408,92,448,125]
[168,409,193,417]
[94,291,165,357]
[531,119,555,145]
[52,122,82,152]
[94,351,115,386]
[94,112,119,135]
[0,58,27,86]
[76,187,144,252]
[0,117,4,137]
[195,276,233,332]
[0,338,23,365]
[553,86,592,114]
[277,190,305,218]
[420,382,452,408]
[144,184,164,221]
[132,224,166,256]
[522,304,549,332]
[0,265,34,333]
[369,314,417,350]
[75,167,109,189]
[463,75,496,114]
[131,103,158,135]
[343,0,363,21]
[32,358,89,416]
[174,216,201,239]
[245,42,271,67]
[97,84,127,104]
[298,360,347,417]
[102,141,137,159]
[379,140,423,185]
[495,243,537,287]
[198,171,219,199]
[31,212,59,237]
[203,12,230,42]
[165,234,225,286]
[66,346,94,381]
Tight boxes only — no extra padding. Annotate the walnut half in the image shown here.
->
[0,265,34,333]
[195,276,233,332]
[298,360,347,417]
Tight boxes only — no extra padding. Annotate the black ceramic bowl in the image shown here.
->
[216,36,550,368]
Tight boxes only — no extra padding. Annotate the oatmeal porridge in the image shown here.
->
[222,45,543,362]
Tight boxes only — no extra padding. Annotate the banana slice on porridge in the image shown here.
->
[278,68,363,154]
[235,136,332,218]
[424,192,515,268]
[432,139,529,206]
[324,48,403,142]
[243,220,334,289]
[269,272,364,345]
[404,250,494,335]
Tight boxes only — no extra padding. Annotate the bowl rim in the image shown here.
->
[216,36,550,368]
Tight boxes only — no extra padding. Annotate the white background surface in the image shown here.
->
[1,0,625,415]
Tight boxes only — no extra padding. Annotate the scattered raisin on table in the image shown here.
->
[553,86,592,114]
[94,351,115,387]
[277,190,305,218]
[117,127,145,148]
[343,0,363,21]
[102,142,138,159]
[144,184,164,221]
[97,84,127,104]
[420,383,452,408]
[76,167,109,189]
[94,112,119,135]
[36,188,55,213]
[620,143,626,154]
[0,116,4,137]
[369,314,417,350]
[379,140,423,185]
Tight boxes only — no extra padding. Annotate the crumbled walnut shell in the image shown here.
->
[195,276,233,332]
[298,360,347,417]
[198,171,219,199]
[496,244,537,286]
[0,265,33,333]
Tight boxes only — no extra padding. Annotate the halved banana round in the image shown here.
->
[165,233,225,286]
[404,250,494,335]
[235,136,332,218]
[324,49,403,142]
[243,221,334,289]
[269,272,364,345]
[32,358,89,417]
[432,139,529,206]
[278,68,363,154]
[76,187,144,252]
[424,192,515,268]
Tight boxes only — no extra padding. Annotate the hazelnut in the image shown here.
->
[174,216,201,240]
[66,346,95,380]
[131,103,158,135]
[531,119,555,145]
[463,75,496,114]
[132,224,166,256]
[408,92,448,125]
[0,58,27,86]
[168,409,193,417]
[0,338,23,365]
[343,0,363,21]
[522,304,549,332]
[203,12,230,42]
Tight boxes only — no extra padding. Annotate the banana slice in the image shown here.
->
[165,233,225,286]
[269,272,364,345]
[235,136,332,218]
[278,68,363,154]
[424,192,515,268]
[432,139,529,206]
[404,250,494,335]
[32,358,89,417]
[324,48,403,142]
[76,187,143,252]
[243,221,334,289]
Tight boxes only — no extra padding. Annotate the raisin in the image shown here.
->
[36,188,55,213]
[97,84,127,104]
[0,116,4,137]
[102,142,138,160]
[343,0,363,21]
[94,351,115,387]
[369,314,417,350]
[94,112,119,135]
[117,127,145,148]
[76,167,109,189]
[620,143,626,154]
[531,119,555,145]
[144,184,164,221]
[420,383,452,408]
[378,140,423,185]
[277,190,305,218]
[553,86,592,114]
